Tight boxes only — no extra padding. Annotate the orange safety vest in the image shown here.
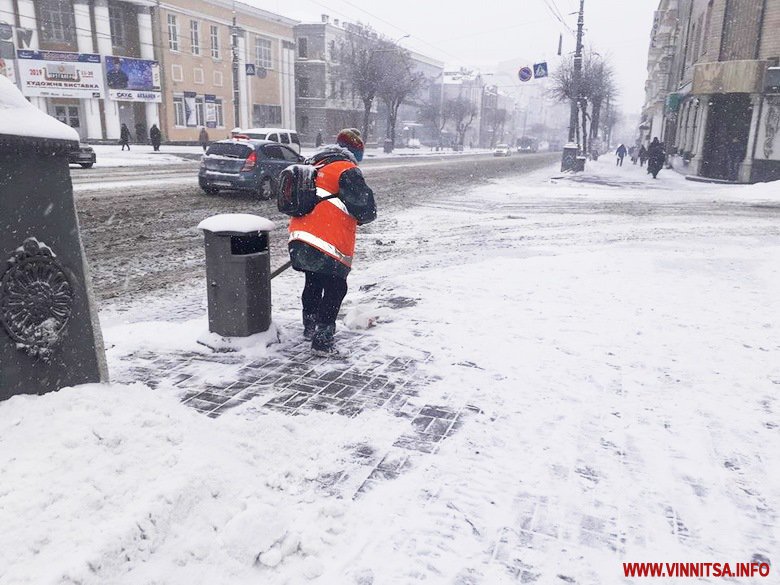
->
[288,160,358,267]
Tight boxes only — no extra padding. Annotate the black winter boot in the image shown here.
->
[303,313,317,340]
[311,324,347,358]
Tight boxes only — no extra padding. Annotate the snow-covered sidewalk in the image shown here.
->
[1,158,778,584]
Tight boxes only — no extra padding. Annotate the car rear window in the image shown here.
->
[291,133,300,145]
[262,144,285,160]
[280,133,290,144]
[245,132,267,140]
[206,143,253,158]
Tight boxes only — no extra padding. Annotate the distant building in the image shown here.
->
[0,0,295,143]
[642,0,780,183]
[293,16,366,146]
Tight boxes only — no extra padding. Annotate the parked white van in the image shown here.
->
[238,128,301,154]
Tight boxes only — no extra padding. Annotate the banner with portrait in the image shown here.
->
[184,91,197,127]
[104,55,161,102]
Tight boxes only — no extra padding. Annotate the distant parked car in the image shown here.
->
[493,144,512,157]
[69,144,96,168]
[516,136,539,153]
[236,127,301,154]
[198,139,303,199]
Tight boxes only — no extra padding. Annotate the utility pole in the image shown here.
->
[231,3,240,128]
[562,0,585,171]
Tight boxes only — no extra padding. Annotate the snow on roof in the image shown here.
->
[0,76,79,143]
[198,214,275,234]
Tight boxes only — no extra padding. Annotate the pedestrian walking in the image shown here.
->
[119,123,131,151]
[639,144,648,167]
[149,124,162,152]
[629,145,638,165]
[199,127,210,152]
[315,130,323,147]
[615,144,627,166]
[647,137,665,179]
[288,128,377,357]
[727,137,744,181]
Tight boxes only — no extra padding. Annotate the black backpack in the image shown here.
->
[277,163,339,217]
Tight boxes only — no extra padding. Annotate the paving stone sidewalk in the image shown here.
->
[112,324,481,499]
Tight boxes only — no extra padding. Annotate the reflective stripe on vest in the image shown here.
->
[288,160,358,267]
[289,230,353,267]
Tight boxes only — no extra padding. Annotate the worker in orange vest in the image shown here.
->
[288,128,377,357]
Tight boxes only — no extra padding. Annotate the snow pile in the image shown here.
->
[0,384,404,585]
[0,75,79,142]
[198,214,276,234]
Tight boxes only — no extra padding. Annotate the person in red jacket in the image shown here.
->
[288,128,377,357]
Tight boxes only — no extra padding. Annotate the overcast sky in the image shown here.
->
[247,0,659,115]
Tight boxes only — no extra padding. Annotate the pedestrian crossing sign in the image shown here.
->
[534,62,548,79]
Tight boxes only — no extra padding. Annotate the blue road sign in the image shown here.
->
[534,62,548,79]
[245,63,256,76]
[518,66,533,82]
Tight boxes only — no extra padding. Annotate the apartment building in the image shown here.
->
[0,0,295,142]
[642,0,780,183]
[157,0,296,143]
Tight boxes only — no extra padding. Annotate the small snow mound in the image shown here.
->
[197,214,275,234]
[343,305,390,330]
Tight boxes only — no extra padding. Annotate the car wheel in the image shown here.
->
[257,176,274,201]
[80,163,94,168]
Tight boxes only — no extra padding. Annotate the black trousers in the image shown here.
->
[302,271,348,326]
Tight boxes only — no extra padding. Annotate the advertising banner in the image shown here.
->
[104,55,161,102]
[205,94,217,128]
[184,91,197,127]
[17,50,104,98]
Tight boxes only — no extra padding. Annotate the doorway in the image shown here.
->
[52,103,83,140]
[701,94,752,181]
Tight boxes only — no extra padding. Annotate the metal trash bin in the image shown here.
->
[197,214,275,337]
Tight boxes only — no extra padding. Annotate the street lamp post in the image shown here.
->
[562,0,586,172]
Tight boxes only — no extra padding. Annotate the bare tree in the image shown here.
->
[418,95,448,146]
[448,96,478,147]
[377,49,426,150]
[548,50,618,152]
[487,108,508,148]
[341,25,394,143]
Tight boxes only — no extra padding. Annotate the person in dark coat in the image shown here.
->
[647,137,665,179]
[199,127,210,151]
[287,128,377,357]
[727,137,745,181]
[149,124,162,151]
[615,144,627,166]
[119,123,131,150]
[638,144,648,167]
[315,130,323,147]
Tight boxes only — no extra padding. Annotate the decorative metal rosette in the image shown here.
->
[0,238,74,361]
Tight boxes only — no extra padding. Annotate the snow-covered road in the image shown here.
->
[2,159,778,584]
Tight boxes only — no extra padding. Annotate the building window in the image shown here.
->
[329,40,337,62]
[330,80,336,99]
[168,14,179,51]
[109,5,126,48]
[173,96,185,126]
[253,104,282,126]
[38,0,76,44]
[213,70,223,86]
[255,37,272,69]
[194,68,204,84]
[171,64,183,82]
[297,77,310,97]
[339,81,345,100]
[298,37,308,58]
[210,25,220,59]
[190,20,200,55]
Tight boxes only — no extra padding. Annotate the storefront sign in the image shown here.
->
[104,55,161,102]
[205,94,217,128]
[184,91,197,127]
[16,50,104,98]
[693,60,766,95]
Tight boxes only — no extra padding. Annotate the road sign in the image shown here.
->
[518,66,532,82]
[533,62,548,79]
[245,63,256,76]
[256,66,267,79]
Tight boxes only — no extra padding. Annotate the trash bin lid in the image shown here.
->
[198,213,275,235]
